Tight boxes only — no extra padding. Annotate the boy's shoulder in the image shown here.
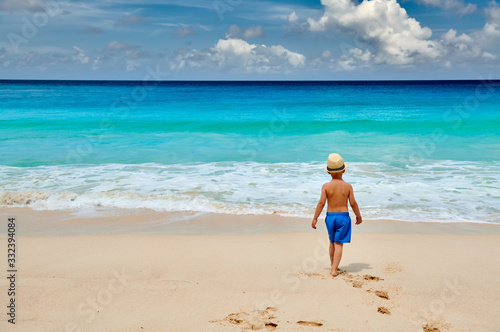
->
[323,179,352,188]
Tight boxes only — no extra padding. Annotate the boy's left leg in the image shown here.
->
[329,242,334,267]
[331,242,343,277]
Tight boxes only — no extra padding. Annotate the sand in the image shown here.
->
[1,208,500,331]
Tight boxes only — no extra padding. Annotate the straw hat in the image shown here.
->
[325,153,347,173]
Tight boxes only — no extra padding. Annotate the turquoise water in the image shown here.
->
[1,80,499,222]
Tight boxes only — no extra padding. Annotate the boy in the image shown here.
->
[311,153,362,277]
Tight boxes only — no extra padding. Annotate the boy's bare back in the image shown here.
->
[323,179,352,213]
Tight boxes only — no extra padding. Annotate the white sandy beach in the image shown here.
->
[1,208,500,332]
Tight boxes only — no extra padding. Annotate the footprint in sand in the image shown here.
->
[210,307,278,331]
[377,306,391,315]
[383,261,403,274]
[298,271,327,279]
[352,280,363,288]
[297,320,323,327]
[362,274,383,281]
[423,324,440,332]
[341,272,384,288]
[368,290,390,300]
[422,320,452,332]
[341,273,393,315]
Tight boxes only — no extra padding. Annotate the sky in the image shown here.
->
[0,0,499,80]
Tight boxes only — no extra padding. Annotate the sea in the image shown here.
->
[1,80,499,223]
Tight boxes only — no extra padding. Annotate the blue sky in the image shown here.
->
[0,0,499,79]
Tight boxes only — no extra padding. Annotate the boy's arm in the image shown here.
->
[312,184,327,229]
[348,184,362,225]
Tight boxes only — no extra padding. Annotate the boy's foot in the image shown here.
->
[330,269,339,277]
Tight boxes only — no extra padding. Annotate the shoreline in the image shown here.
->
[1,207,500,237]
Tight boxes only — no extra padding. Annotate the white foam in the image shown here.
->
[0,161,499,223]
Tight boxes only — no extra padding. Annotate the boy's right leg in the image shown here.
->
[331,242,344,277]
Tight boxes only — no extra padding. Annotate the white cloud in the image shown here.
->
[72,46,90,64]
[216,38,255,55]
[322,50,331,58]
[288,11,299,24]
[244,25,265,39]
[170,38,305,73]
[350,47,373,62]
[441,29,495,60]
[483,2,500,38]
[307,0,444,66]
[415,0,476,15]
[308,50,336,70]
[0,0,43,12]
[338,47,373,70]
[159,22,210,30]
[92,56,101,70]
[302,0,500,70]
[226,25,265,40]
[226,25,243,39]
[431,1,500,66]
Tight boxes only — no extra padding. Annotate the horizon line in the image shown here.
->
[1,78,499,82]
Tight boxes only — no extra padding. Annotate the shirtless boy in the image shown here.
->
[311,153,362,277]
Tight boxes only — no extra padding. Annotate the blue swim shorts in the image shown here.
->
[325,212,352,243]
